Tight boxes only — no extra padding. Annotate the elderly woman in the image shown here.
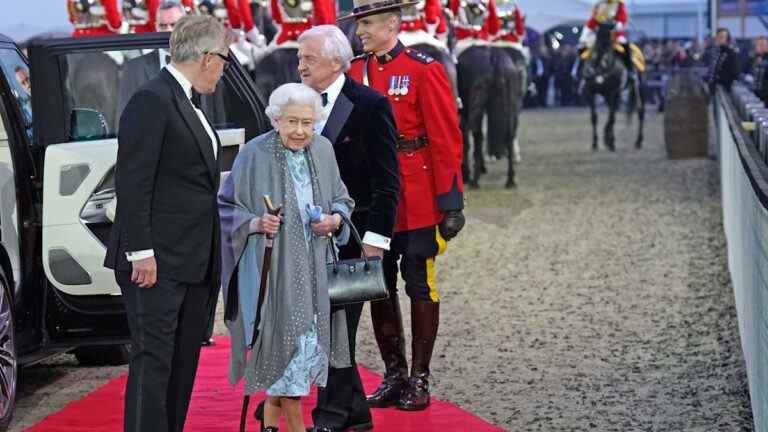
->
[219,83,354,432]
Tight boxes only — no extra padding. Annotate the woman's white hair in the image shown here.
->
[297,25,354,72]
[169,15,228,63]
[265,83,325,125]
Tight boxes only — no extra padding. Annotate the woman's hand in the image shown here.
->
[311,213,341,236]
[250,213,282,235]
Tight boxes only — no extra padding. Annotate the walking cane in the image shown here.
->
[240,195,281,432]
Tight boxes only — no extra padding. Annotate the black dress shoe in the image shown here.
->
[397,375,431,411]
[201,338,215,347]
[344,421,374,431]
[306,427,334,432]
[366,373,407,408]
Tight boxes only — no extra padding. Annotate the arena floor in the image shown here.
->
[9,108,754,431]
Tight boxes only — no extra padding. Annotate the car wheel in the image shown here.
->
[0,273,17,431]
[74,345,130,367]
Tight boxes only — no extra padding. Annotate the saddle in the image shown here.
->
[580,43,646,73]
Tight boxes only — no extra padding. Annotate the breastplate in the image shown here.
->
[123,0,150,26]
[278,0,313,23]
[595,2,619,23]
[68,0,108,29]
[401,1,425,22]
[195,0,230,21]
[457,0,488,29]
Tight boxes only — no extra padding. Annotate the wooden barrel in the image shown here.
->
[664,70,710,159]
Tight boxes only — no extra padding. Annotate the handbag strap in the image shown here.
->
[329,212,372,270]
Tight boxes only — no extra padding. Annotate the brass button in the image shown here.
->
[394,97,400,101]
[378,67,384,71]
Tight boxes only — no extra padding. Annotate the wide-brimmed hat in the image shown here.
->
[338,0,420,21]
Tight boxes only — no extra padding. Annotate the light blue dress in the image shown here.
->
[264,147,328,397]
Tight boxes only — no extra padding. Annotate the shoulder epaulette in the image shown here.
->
[405,48,434,64]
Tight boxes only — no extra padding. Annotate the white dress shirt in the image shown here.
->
[126,64,218,262]
[315,73,345,134]
[315,73,391,251]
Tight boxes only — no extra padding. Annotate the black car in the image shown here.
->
[0,32,269,429]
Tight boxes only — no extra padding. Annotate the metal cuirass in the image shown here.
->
[457,0,489,29]
[194,0,230,22]
[594,1,619,24]
[68,0,108,29]
[123,0,150,26]
[401,1,426,22]
[277,0,314,23]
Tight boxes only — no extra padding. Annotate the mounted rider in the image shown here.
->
[398,0,450,52]
[270,0,336,46]
[579,0,635,79]
[123,0,160,33]
[492,0,523,47]
[67,0,125,37]
[448,0,499,55]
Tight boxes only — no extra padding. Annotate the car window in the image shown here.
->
[0,49,32,141]
[59,48,255,142]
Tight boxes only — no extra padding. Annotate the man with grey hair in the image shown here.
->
[104,14,231,432]
[298,24,400,432]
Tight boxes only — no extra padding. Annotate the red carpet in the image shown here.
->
[26,337,503,431]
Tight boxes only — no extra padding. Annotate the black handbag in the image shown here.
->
[327,213,389,306]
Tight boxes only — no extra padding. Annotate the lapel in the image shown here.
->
[321,76,354,145]
[161,70,219,185]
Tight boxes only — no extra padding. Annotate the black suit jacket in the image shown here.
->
[105,69,221,284]
[322,76,399,243]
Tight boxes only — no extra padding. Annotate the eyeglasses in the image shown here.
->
[205,51,232,69]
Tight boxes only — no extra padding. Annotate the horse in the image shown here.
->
[456,44,494,188]
[486,45,526,187]
[579,22,644,151]
[250,45,300,101]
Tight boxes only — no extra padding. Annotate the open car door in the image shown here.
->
[28,33,268,313]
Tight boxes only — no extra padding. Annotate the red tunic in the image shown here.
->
[586,0,628,41]
[349,42,464,232]
[270,0,336,44]
[400,0,443,34]
[448,0,499,41]
[239,0,256,32]
[68,0,122,37]
[493,4,524,43]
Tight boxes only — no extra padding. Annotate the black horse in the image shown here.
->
[486,46,526,187]
[579,22,644,151]
[457,44,494,188]
[251,47,300,101]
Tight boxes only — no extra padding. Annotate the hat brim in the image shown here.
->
[337,0,420,21]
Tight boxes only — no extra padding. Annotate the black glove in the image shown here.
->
[438,210,465,241]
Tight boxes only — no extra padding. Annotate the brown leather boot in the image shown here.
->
[398,301,439,411]
[366,294,408,408]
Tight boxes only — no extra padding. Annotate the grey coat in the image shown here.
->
[219,130,353,394]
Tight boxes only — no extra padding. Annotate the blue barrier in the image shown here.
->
[717,84,768,432]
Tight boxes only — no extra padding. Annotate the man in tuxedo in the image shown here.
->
[104,15,230,432]
[299,24,400,432]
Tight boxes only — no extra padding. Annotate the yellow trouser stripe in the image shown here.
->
[426,257,439,302]
[435,227,448,256]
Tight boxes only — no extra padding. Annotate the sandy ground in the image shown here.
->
[9,108,753,431]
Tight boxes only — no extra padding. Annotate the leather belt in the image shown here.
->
[396,136,428,152]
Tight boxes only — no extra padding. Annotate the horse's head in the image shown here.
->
[595,21,616,51]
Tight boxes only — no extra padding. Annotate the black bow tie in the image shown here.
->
[165,54,171,65]
[321,92,328,107]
